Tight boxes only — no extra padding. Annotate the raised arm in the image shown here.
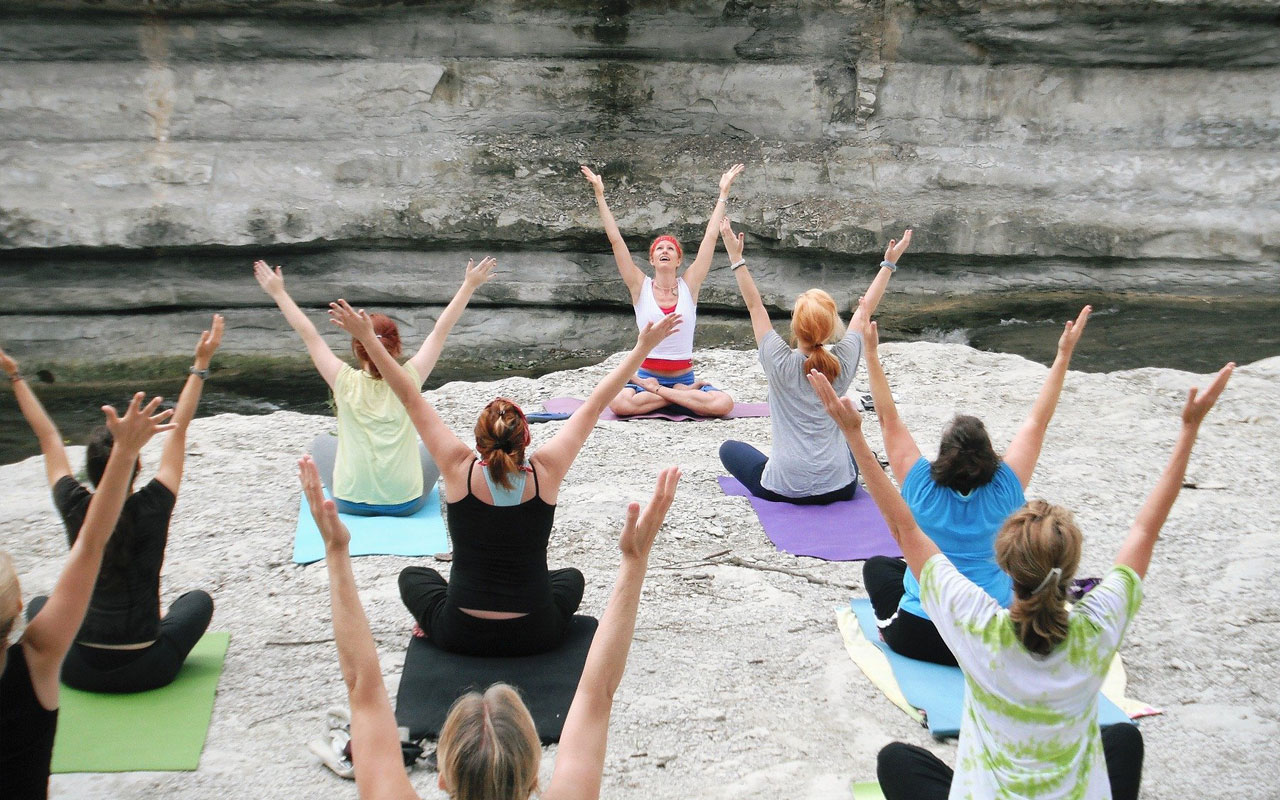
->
[23,393,175,706]
[329,301,473,476]
[544,466,680,800]
[860,229,911,319]
[1003,305,1091,489]
[405,257,497,382]
[533,313,681,488]
[863,321,921,481]
[254,260,344,388]
[808,371,939,578]
[299,456,418,800]
[1115,363,1233,579]
[721,218,772,345]
[581,166,645,304]
[1,346,72,488]
[155,315,224,495]
[682,164,744,298]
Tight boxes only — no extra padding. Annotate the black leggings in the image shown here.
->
[863,556,957,667]
[27,590,214,693]
[398,566,584,657]
[719,440,856,505]
[878,724,1144,800]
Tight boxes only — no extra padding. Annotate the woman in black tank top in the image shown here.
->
[331,298,681,655]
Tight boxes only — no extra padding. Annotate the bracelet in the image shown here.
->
[730,258,747,270]
[6,372,22,382]
[716,197,728,205]
[880,259,898,272]
[189,366,210,380]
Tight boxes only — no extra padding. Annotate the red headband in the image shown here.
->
[649,235,683,263]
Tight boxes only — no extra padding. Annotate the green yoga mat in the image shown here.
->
[851,780,886,799]
[51,632,229,773]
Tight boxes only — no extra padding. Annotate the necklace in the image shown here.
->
[654,282,678,293]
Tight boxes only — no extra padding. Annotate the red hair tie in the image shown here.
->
[649,235,683,263]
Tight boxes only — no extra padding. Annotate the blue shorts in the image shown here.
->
[626,367,718,394]
[335,494,427,517]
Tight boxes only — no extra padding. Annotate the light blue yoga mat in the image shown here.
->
[850,598,1132,738]
[292,487,449,564]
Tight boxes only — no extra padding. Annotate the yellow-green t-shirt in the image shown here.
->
[333,362,422,505]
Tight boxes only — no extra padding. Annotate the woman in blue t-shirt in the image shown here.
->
[861,304,1092,665]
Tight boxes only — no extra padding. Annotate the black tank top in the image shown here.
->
[445,460,557,613]
[1,642,59,800]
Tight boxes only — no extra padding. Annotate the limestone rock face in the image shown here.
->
[0,1,1276,365]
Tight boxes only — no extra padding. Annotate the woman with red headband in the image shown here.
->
[580,163,744,417]
[330,298,681,656]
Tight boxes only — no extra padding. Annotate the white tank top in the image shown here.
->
[633,276,696,360]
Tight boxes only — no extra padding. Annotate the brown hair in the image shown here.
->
[474,399,530,491]
[438,683,540,800]
[930,415,1000,494]
[995,500,1083,656]
[85,425,141,489]
[1,552,20,648]
[792,289,840,383]
[350,313,402,379]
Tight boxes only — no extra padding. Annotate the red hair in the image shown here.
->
[648,235,684,263]
[351,313,402,379]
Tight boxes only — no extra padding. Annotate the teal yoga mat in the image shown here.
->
[50,632,229,773]
[850,599,1132,737]
[292,487,449,564]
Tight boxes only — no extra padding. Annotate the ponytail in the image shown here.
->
[792,289,841,384]
[474,399,530,490]
[995,500,1082,656]
[0,551,19,647]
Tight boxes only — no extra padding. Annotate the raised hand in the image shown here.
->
[637,313,682,351]
[620,466,681,562]
[850,296,871,334]
[194,314,225,366]
[719,218,745,261]
[299,455,350,552]
[253,259,285,296]
[328,299,376,342]
[718,163,746,197]
[884,229,913,264]
[102,392,176,452]
[1057,305,1092,356]
[807,369,863,434]
[580,165,605,195]
[0,344,18,378]
[463,256,498,289]
[1182,363,1234,429]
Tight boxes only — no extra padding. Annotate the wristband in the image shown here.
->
[730,258,747,270]
[880,259,898,272]
[716,197,728,205]
[189,366,210,380]
[6,372,22,382]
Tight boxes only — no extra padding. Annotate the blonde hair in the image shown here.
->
[474,399,530,491]
[994,500,1083,656]
[0,552,20,647]
[438,683,541,800]
[791,289,840,383]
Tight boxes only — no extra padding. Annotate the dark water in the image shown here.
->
[2,293,1276,466]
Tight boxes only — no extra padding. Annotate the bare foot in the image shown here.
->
[637,377,662,392]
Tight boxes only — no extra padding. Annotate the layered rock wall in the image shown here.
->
[1,1,1277,366]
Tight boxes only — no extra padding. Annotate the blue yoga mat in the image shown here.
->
[292,487,449,564]
[850,598,1132,737]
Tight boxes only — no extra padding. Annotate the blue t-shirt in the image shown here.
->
[898,456,1025,619]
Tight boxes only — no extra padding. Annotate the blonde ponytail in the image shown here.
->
[995,500,1082,656]
[439,683,540,800]
[0,552,20,647]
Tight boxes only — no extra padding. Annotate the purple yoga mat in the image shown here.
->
[717,476,902,562]
[542,397,770,422]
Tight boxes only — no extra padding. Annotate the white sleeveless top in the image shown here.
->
[633,276,696,360]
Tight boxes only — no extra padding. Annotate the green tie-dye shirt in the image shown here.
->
[920,554,1143,799]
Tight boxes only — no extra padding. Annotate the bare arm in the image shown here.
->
[23,394,175,707]
[533,314,682,488]
[720,218,772,345]
[405,257,497,381]
[298,456,418,800]
[1115,363,1233,579]
[1,347,72,488]
[862,321,922,482]
[254,260,345,388]
[808,371,939,578]
[1004,305,1091,488]
[860,229,911,319]
[682,164,744,299]
[155,315,224,495]
[544,467,680,800]
[581,166,645,303]
[329,301,473,478]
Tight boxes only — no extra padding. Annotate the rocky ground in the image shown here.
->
[4,342,1278,799]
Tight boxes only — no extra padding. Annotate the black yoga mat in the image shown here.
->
[394,615,598,743]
